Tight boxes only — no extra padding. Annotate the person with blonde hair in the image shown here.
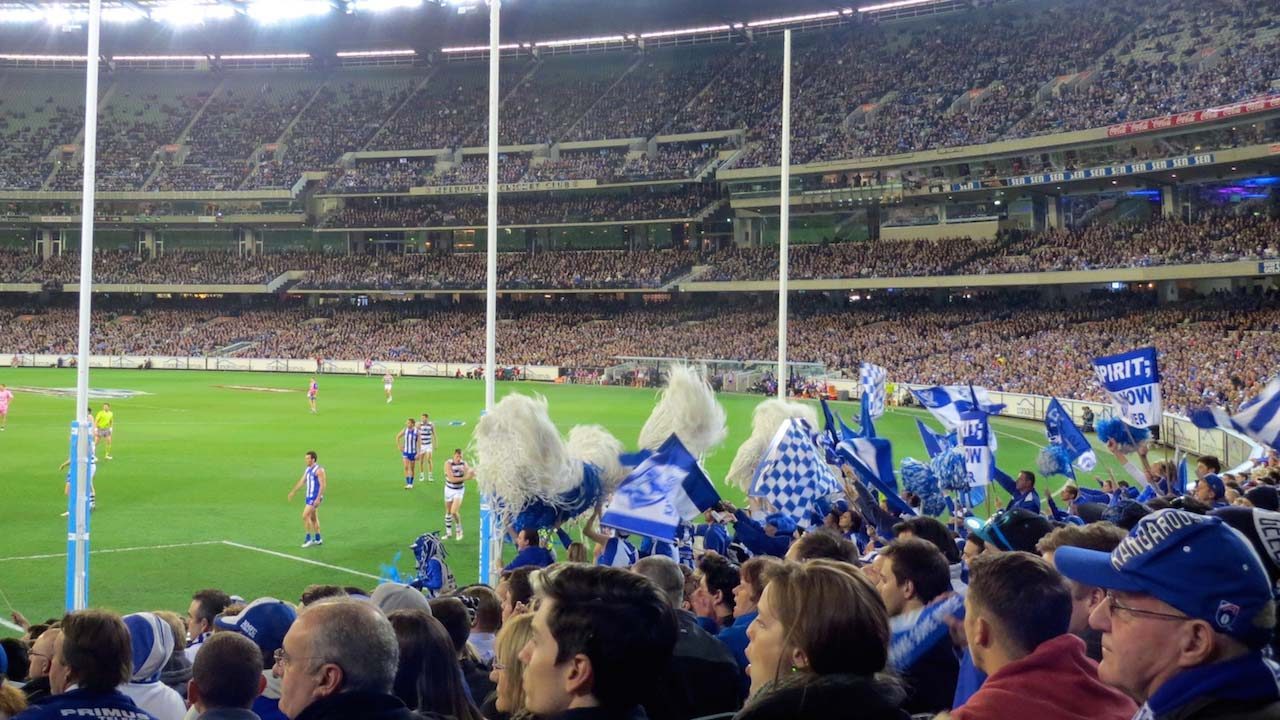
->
[738,559,907,720]
[482,614,534,720]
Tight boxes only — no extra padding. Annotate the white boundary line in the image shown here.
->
[0,617,24,633]
[220,540,381,580]
[0,540,223,563]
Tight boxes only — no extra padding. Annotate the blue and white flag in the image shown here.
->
[1044,398,1097,472]
[915,419,957,460]
[855,391,878,439]
[960,408,993,488]
[890,594,966,672]
[1174,453,1190,496]
[860,362,888,419]
[837,437,914,517]
[749,418,843,530]
[1091,347,1162,428]
[1190,377,1280,452]
[911,385,1005,432]
[602,434,720,542]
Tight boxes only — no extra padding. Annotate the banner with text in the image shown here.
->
[1092,347,1162,428]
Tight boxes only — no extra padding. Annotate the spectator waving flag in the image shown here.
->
[601,434,720,542]
[1044,398,1097,473]
[750,418,843,530]
[837,436,913,516]
[910,385,1005,431]
[960,407,993,488]
[1190,377,1280,452]
[860,362,888,419]
[1091,347,1162,428]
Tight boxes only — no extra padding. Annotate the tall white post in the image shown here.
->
[67,0,102,612]
[479,0,502,587]
[776,30,792,399]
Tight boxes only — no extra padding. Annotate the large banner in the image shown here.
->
[1106,95,1280,138]
[960,408,993,488]
[413,179,599,196]
[1092,347,1162,427]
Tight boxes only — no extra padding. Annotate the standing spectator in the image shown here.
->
[120,613,186,720]
[1055,510,1279,719]
[273,599,419,720]
[503,530,555,572]
[738,560,906,720]
[14,610,156,720]
[186,590,232,664]
[385,610,483,720]
[873,539,958,715]
[633,556,742,720]
[518,565,678,720]
[951,552,1136,720]
[187,633,266,720]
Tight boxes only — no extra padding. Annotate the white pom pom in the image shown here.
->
[725,399,819,491]
[638,364,728,458]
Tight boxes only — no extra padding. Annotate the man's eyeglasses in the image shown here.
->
[1104,591,1190,622]
[273,648,321,669]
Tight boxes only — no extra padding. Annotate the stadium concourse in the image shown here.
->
[6,0,1280,718]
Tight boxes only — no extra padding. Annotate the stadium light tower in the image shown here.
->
[67,0,102,612]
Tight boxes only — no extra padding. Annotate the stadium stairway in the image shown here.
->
[142,77,227,190]
[692,198,726,224]
[561,54,645,141]
[361,69,438,152]
[40,82,118,191]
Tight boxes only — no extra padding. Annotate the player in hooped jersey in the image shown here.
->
[416,412,435,483]
[396,418,419,489]
[444,448,474,540]
[59,408,98,515]
[307,377,318,414]
[384,372,395,403]
[288,451,326,548]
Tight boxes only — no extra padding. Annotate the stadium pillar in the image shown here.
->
[480,0,502,588]
[67,0,102,613]
[776,29,791,399]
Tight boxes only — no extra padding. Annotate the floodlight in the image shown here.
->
[746,11,840,28]
[335,48,417,57]
[351,0,424,10]
[246,0,331,24]
[0,7,44,22]
[151,3,236,26]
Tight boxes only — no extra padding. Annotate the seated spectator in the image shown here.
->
[151,613,191,702]
[186,589,232,664]
[481,613,534,720]
[1055,510,1280,719]
[187,633,266,720]
[952,552,1136,720]
[1035,523,1128,662]
[426,597,493,709]
[385,609,483,720]
[738,559,905,720]
[273,598,418,720]
[873,538,958,715]
[120,613,187,720]
[496,567,536,624]
[370,584,432,616]
[20,628,59,705]
[691,554,739,633]
[215,598,298,720]
[633,556,742,720]
[15,610,155,720]
[718,556,782,697]
[518,565,677,720]
[785,528,859,564]
[455,585,502,666]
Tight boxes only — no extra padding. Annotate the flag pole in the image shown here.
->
[775,29,791,399]
[67,0,101,612]
[479,0,502,587]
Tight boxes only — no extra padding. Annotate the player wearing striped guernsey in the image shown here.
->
[288,451,326,548]
[444,448,474,540]
[383,372,395,403]
[59,409,98,516]
[396,418,419,489]
[307,378,318,414]
[416,412,435,483]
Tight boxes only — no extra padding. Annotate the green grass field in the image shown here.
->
[0,368,1139,632]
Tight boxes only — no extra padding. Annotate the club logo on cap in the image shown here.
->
[1216,600,1241,630]
[241,620,258,639]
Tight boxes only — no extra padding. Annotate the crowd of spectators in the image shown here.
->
[4,287,1277,415]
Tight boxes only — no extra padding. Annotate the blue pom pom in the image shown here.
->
[1096,417,1151,453]
[1036,444,1075,478]
[902,458,946,517]
[932,449,968,492]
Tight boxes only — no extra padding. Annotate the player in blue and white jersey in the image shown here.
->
[59,409,98,515]
[395,418,419,490]
[443,448,474,540]
[288,450,326,548]
[416,412,436,483]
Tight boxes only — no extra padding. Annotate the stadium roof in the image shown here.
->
[0,0,871,57]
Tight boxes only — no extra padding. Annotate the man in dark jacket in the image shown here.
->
[273,598,424,720]
[518,564,677,720]
[19,628,58,705]
[14,611,156,720]
[633,556,741,720]
[1056,510,1280,720]
[188,633,266,720]
[873,538,958,715]
[503,529,555,572]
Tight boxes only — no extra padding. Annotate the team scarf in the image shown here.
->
[1135,652,1280,720]
[888,593,965,671]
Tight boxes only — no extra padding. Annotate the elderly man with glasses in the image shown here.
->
[1055,509,1280,720]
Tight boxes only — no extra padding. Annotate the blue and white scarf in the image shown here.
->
[1135,653,1280,720]
[888,593,965,671]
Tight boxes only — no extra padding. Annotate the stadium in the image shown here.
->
[1,0,1280,718]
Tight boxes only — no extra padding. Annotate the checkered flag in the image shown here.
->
[749,418,842,529]
[860,362,887,420]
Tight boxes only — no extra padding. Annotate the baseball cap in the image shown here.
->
[1212,506,1280,585]
[215,597,297,658]
[1102,499,1152,530]
[964,508,1053,553]
[1055,509,1274,648]
[765,513,798,535]
[1246,486,1280,512]
[1201,473,1226,501]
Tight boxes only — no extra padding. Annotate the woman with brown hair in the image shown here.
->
[481,613,535,720]
[385,609,485,720]
[737,559,908,720]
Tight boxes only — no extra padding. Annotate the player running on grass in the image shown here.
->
[443,448,475,541]
[416,412,435,483]
[288,450,326,548]
[384,372,395,403]
[59,409,98,515]
[396,418,419,489]
[307,377,318,414]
